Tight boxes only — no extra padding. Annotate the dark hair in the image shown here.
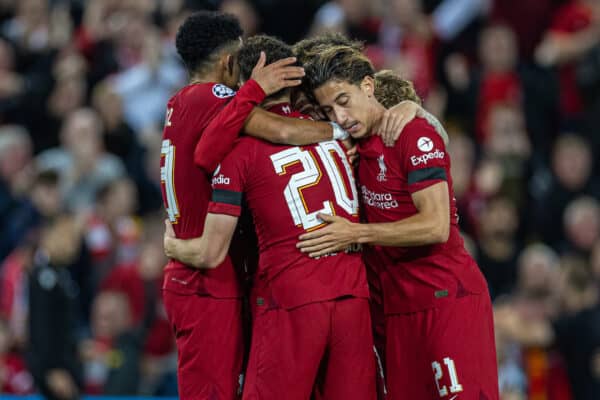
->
[238,35,295,82]
[293,33,363,66]
[175,11,243,73]
[33,169,60,187]
[303,45,375,94]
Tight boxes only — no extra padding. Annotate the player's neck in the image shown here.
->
[189,70,221,86]
[262,93,291,110]
[367,101,387,138]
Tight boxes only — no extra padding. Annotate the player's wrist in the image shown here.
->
[330,122,350,141]
[354,223,374,245]
[243,79,267,103]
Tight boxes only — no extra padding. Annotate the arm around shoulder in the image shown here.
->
[244,108,334,145]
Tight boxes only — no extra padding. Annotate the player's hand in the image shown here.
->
[342,140,359,165]
[163,219,176,260]
[375,101,420,147]
[251,51,305,96]
[297,213,358,258]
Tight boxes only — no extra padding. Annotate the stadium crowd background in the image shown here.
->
[0,0,599,398]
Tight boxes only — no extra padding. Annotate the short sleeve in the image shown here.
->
[207,139,251,217]
[399,119,449,194]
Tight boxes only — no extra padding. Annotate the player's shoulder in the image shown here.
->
[171,82,236,106]
[397,117,444,148]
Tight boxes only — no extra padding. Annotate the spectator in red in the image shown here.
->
[0,318,34,394]
[377,0,438,100]
[444,22,559,155]
[535,0,600,121]
[99,216,174,394]
[84,177,139,269]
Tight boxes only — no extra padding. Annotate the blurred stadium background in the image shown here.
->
[0,0,599,399]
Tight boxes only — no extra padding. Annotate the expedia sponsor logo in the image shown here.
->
[361,186,398,209]
[212,174,230,185]
[410,149,445,166]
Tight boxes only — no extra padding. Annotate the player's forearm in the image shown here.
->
[354,212,449,247]
[165,237,218,269]
[245,110,334,145]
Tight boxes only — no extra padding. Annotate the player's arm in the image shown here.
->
[352,182,450,246]
[245,108,339,144]
[297,183,450,257]
[298,123,450,257]
[163,213,238,269]
[195,84,340,173]
[535,25,600,66]
[195,53,334,173]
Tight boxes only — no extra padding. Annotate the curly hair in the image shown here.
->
[293,33,363,66]
[238,35,295,81]
[175,11,243,74]
[303,45,375,94]
[374,70,421,107]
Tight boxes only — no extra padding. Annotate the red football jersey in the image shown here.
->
[207,103,369,309]
[357,117,487,314]
[160,82,242,298]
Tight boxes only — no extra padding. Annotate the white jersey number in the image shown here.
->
[270,141,358,231]
[432,357,463,397]
[161,139,180,223]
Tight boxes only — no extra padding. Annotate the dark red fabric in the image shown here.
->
[357,118,488,314]
[160,82,242,298]
[385,293,499,399]
[207,103,369,309]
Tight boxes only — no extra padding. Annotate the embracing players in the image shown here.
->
[161,12,354,400]
[298,45,500,400]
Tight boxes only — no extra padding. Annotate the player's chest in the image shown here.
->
[357,153,412,214]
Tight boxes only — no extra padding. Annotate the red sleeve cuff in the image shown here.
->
[208,202,242,217]
[237,79,266,104]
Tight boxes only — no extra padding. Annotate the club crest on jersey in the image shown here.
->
[377,155,387,182]
[417,136,434,152]
[212,84,235,99]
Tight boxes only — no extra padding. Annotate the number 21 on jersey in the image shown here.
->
[432,357,463,397]
[270,140,358,231]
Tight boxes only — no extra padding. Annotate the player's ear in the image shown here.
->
[360,76,375,98]
[226,54,235,75]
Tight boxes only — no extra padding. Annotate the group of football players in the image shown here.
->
[159,10,499,400]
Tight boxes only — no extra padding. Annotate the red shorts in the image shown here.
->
[163,291,244,400]
[385,293,499,400]
[242,297,376,400]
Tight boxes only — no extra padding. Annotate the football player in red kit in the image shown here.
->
[164,36,375,400]
[162,13,352,400]
[298,45,500,400]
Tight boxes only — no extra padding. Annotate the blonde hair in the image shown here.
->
[374,70,421,107]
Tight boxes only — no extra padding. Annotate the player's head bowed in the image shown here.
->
[237,35,297,100]
[293,33,364,67]
[176,11,242,86]
[303,45,383,139]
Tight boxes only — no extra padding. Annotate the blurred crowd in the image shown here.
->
[0,0,599,398]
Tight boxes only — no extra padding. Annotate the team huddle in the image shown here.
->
[159,11,499,400]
